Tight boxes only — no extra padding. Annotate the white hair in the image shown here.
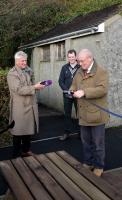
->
[14,51,27,60]
[78,49,93,59]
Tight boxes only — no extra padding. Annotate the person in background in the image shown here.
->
[70,49,109,177]
[58,49,80,141]
[7,51,45,158]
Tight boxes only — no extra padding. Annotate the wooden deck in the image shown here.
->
[0,151,122,200]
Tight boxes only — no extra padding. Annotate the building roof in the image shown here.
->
[20,4,121,49]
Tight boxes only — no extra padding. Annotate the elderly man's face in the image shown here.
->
[15,57,27,69]
[77,54,92,70]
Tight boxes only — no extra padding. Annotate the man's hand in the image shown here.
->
[73,90,85,98]
[34,82,45,90]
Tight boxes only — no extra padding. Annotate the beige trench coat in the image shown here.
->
[7,66,39,135]
[70,61,110,126]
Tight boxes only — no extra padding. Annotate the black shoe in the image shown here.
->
[59,133,69,141]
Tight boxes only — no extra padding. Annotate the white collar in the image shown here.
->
[70,62,77,68]
[87,61,94,73]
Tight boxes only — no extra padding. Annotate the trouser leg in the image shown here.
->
[13,135,22,158]
[21,135,31,153]
[73,98,77,116]
[73,99,80,134]
[63,96,73,133]
[80,125,105,168]
[91,124,105,169]
[80,126,93,165]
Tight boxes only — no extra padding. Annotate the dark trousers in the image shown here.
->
[80,124,105,169]
[13,135,31,158]
[63,95,77,133]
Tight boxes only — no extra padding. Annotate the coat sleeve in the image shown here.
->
[84,69,108,99]
[7,72,35,96]
[58,67,68,91]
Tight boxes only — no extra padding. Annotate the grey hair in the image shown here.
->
[78,49,93,59]
[14,51,27,60]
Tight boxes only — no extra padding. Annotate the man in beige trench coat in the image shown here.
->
[7,51,45,158]
[70,49,109,177]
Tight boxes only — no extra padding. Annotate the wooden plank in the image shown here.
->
[35,154,91,200]
[104,167,122,174]
[23,156,71,200]
[57,151,122,200]
[102,169,122,195]
[4,189,15,200]
[0,161,33,200]
[47,151,111,200]
[11,157,52,200]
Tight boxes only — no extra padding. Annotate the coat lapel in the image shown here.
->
[78,61,98,79]
[15,66,31,85]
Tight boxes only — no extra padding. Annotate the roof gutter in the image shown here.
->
[19,23,104,50]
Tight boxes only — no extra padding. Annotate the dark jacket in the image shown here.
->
[58,63,80,91]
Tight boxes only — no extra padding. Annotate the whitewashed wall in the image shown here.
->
[31,14,122,127]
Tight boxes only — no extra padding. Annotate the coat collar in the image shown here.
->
[14,66,23,75]
[14,66,32,76]
[14,66,32,84]
[78,60,98,79]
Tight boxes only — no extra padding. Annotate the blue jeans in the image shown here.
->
[80,124,105,169]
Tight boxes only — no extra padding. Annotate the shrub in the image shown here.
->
[0,68,12,147]
[0,68,9,126]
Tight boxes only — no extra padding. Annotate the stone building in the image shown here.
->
[20,4,122,127]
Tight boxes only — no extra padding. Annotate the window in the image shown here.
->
[56,41,66,61]
[42,45,50,62]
